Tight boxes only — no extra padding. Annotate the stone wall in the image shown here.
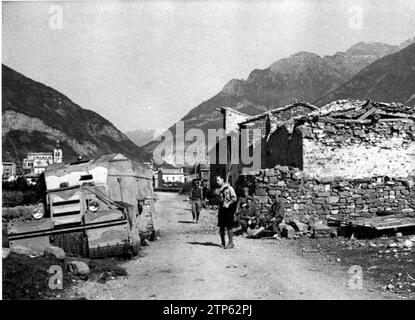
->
[299,120,415,179]
[223,108,249,135]
[250,166,415,222]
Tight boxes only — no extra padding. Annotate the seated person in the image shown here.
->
[236,187,250,211]
[237,196,258,232]
[266,194,286,233]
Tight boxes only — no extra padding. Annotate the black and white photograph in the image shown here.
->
[1,0,415,305]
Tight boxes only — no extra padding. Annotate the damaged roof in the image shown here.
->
[307,99,415,123]
[217,106,250,117]
[238,101,319,125]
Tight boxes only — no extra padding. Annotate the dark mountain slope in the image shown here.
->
[315,43,415,106]
[2,65,150,165]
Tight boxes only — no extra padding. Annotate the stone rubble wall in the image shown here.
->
[300,120,415,179]
[250,166,415,222]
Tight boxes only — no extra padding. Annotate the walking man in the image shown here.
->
[215,175,237,249]
[190,179,203,223]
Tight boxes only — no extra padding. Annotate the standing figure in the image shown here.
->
[190,179,203,223]
[201,180,209,209]
[215,176,237,249]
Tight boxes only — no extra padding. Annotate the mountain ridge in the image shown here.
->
[143,40,410,157]
[315,43,415,106]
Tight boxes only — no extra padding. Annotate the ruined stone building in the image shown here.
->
[209,102,317,186]
[247,99,415,221]
[210,99,415,220]
[267,99,415,178]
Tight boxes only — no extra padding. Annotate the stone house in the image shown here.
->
[245,99,415,221]
[266,99,415,179]
[209,102,318,187]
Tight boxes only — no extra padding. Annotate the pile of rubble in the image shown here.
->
[242,217,338,240]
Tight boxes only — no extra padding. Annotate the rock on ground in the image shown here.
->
[67,261,90,275]
[10,246,33,256]
[2,248,10,259]
[44,246,66,260]
[281,224,295,239]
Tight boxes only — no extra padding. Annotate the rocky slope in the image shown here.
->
[2,65,150,165]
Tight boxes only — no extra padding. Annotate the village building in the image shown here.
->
[22,142,63,175]
[2,161,17,180]
[209,99,415,221]
[157,167,187,188]
[209,102,317,187]
[264,99,415,179]
[193,163,211,187]
[238,99,415,221]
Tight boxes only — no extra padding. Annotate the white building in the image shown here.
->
[22,141,63,175]
[157,167,186,186]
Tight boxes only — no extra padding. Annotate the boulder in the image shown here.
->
[403,239,413,249]
[10,246,33,256]
[44,245,66,260]
[2,248,10,259]
[67,261,90,276]
[312,225,333,238]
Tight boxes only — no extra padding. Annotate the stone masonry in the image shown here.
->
[250,165,415,222]
[300,119,415,179]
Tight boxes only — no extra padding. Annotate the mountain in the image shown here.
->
[125,128,163,147]
[2,65,150,165]
[315,43,415,106]
[399,36,415,50]
[143,41,401,155]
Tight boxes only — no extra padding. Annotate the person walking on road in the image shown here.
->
[215,175,237,249]
[190,179,203,223]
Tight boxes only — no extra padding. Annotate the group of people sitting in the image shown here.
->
[235,187,285,235]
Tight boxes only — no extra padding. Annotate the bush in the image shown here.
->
[2,190,24,207]
[2,174,46,207]
[2,205,36,222]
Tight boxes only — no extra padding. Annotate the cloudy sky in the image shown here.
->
[3,0,415,132]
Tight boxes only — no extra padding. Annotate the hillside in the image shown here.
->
[315,43,415,106]
[2,65,150,165]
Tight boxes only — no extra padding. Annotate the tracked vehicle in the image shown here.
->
[7,154,156,258]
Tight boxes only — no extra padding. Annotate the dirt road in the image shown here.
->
[75,192,387,300]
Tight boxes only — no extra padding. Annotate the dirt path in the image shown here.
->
[75,192,387,300]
